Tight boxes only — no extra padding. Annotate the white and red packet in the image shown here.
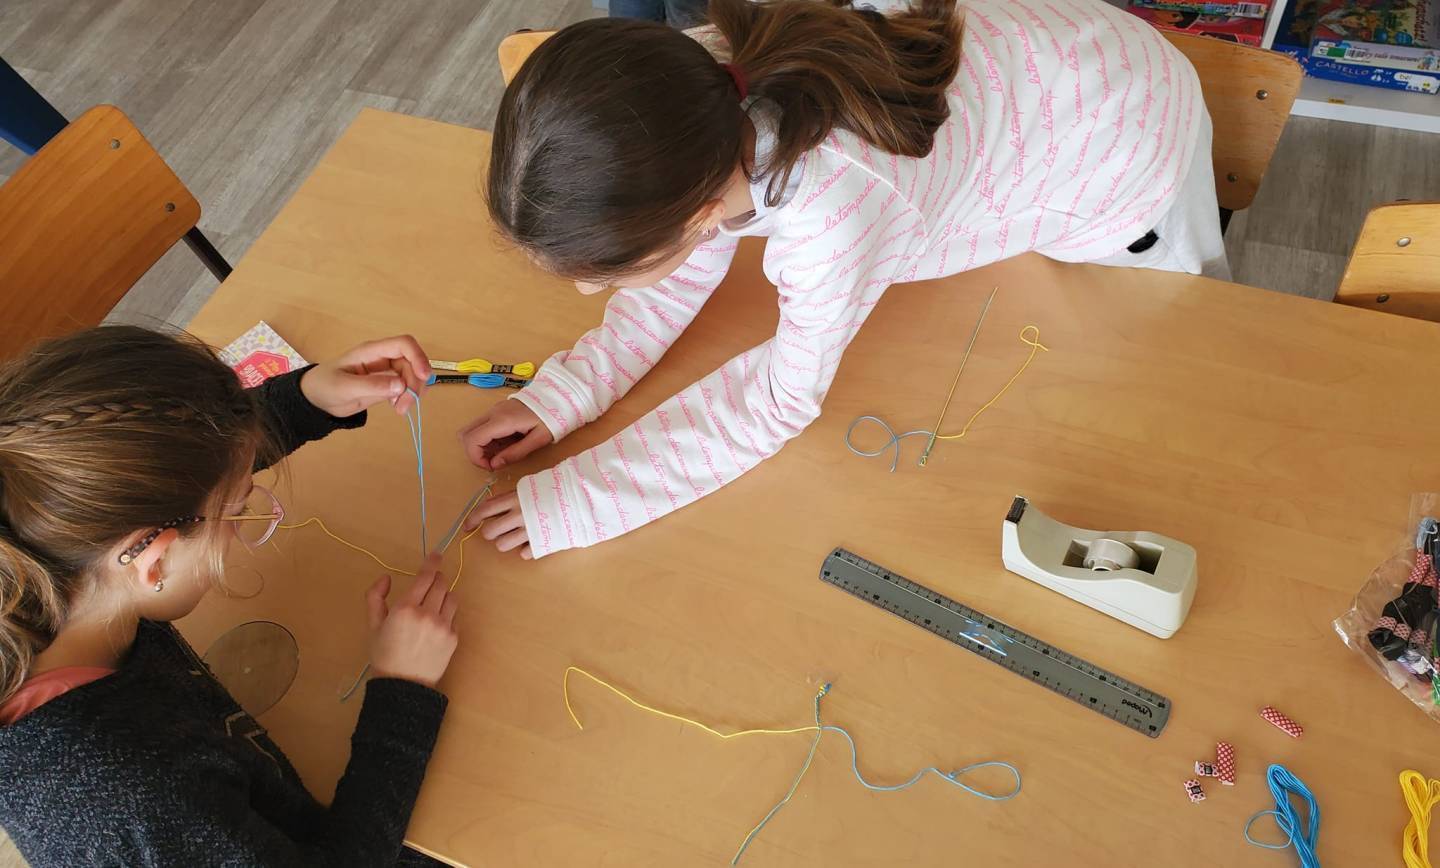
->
[220,322,307,387]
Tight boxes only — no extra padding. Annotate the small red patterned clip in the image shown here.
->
[1260,705,1303,738]
[1216,741,1237,785]
[1183,779,1206,803]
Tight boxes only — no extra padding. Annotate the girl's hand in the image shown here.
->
[465,491,532,560]
[366,554,459,688]
[301,336,433,417]
[458,400,553,471]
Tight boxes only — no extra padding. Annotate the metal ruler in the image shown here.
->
[820,548,1172,738]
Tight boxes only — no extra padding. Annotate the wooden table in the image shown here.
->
[183,108,1440,866]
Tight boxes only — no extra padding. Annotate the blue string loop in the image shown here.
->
[403,389,427,553]
[731,683,1021,864]
[1243,764,1320,867]
[843,415,932,473]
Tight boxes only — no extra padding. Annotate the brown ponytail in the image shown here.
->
[0,536,60,707]
[487,0,961,283]
[713,0,961,205]
[0,326,269,702]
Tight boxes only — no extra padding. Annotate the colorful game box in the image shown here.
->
[1131,0,1270,19]
[1126,6,1266,44]
[1310,0,1440,46]
[1276,0,1440,92]
[220,321,308,387]
[1308,56,1440,90]
[1312,38,1440,70]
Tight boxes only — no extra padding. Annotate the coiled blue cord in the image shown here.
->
[1244,763,1320,867]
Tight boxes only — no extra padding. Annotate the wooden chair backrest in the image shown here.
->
[499,31,557,85]
[1336,201,1440,321]
[1161,32,1303,213]
[496,30,1302,214]
[0,105,200,357]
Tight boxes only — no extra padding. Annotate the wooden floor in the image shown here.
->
[1,0,1438,864]
[3,1,1439,328]
[0,0,602,332]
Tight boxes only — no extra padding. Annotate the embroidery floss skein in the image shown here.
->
[1401,769,1440,868]
[1243,763,1321,868]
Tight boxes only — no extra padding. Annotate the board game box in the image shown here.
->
[1131,0,1270,18]
[1126,6,1266,44]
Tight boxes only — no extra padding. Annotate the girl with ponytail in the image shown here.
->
[465,0,1223,558]
[0,326,462,867]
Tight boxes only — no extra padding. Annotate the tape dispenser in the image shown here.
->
[1001,496,1197,638]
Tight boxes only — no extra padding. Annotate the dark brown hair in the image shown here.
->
[488,0,961,282]
[0,326,270,701]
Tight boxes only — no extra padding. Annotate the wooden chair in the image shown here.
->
[498,30,1303,234]
[1160,32,1303,232]
[1335,202,1440,321]
[499,31,556,84]
[0,105,209,357]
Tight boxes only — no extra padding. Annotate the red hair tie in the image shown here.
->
[720,62,748,100]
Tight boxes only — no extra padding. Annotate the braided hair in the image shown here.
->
[0,326,268,702]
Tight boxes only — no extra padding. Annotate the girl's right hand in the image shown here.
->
[366,555,458,689]
[458,399,554,471]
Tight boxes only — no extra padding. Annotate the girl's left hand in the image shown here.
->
[465,491,532,560]
[301,336,433,417]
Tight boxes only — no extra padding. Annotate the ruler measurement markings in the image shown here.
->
[821,548,1170,737]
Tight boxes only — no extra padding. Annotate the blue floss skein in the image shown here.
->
[1244,763,1321,867]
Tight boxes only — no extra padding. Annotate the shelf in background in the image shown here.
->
[1289,76,1440,134]
[1060,0,1440,134]
[1260,0,1440,133]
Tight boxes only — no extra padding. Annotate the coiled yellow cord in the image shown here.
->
[1402,769,1440,868]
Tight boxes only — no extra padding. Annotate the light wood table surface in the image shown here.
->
[182,108,1440,866]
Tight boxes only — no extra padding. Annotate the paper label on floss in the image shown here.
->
[220,321,307,387]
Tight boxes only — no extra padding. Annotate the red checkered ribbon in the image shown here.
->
[1408,552,1437,588]
[1260,706,1303,738]
[1216,742,1236,785]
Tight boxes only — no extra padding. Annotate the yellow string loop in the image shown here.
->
[1402,769,1440,868]
[563,667,828,865]
[846,323,1049,471]
[933,325,1048,442]
[562,666,820,739]
[275,486,489,592]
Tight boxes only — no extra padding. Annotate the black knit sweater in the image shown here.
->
[0,368,449,867]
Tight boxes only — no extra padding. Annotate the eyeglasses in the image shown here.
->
[117,485,286,565]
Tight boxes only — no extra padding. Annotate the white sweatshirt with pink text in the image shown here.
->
[511,0,1204,557]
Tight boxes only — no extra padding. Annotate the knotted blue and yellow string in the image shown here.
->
[846,325,1048,472]
[266,391,492,700]
[562,666,1022,864]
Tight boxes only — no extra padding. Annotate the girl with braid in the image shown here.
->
[0,326,460,867]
